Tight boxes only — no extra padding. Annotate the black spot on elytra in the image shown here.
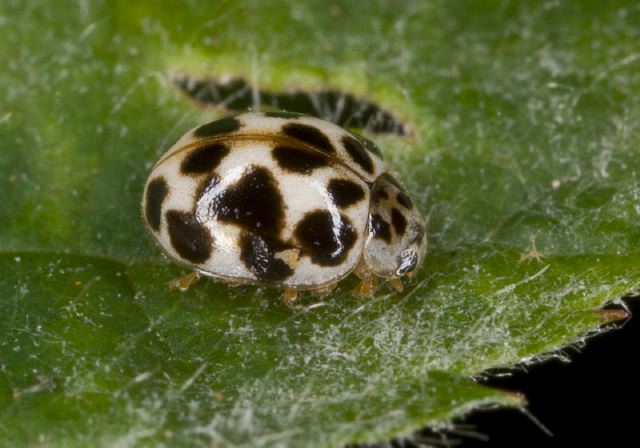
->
[357,133,384,159]
[194,116,241,138]
[396,191,413,209]
[272,145,331,174]
[196,168,296,281]
[342,135,374,174]
[327,178,366,209]
[240,232,295,282]
[282,123,335,155]
[264,110,304,119]
[181,143,229,174]
[166,210,213,263]
[382,173,413,209]
[145,177,168,232]
[375,187,389,201]
[202,166,285,234]
[295,210,356,266]
[391,208,407,236]
[370,213,391,243]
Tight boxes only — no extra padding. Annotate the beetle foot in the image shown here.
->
[311,283,337,298]
[352,275,379,299]
[282,288,298,307]
[388,277,404,293]
[167,271,201,291]
[352,256,370,280]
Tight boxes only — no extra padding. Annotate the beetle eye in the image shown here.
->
[396,250,418,275]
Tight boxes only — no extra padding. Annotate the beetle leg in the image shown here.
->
[225,279,244,288]
[282,288,298,307]
[352,256,371,280]
[351,255,380,298]
[388,277,404,293]
[167,271,201,291]
[352,274,379,299]
[311,283,337,298]
[275,248,301,269]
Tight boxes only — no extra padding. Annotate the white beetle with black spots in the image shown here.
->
[142,111,427,304]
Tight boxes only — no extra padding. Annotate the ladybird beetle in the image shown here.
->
[142,111,426,304]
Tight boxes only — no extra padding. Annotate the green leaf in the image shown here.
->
[2,1,639,446]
